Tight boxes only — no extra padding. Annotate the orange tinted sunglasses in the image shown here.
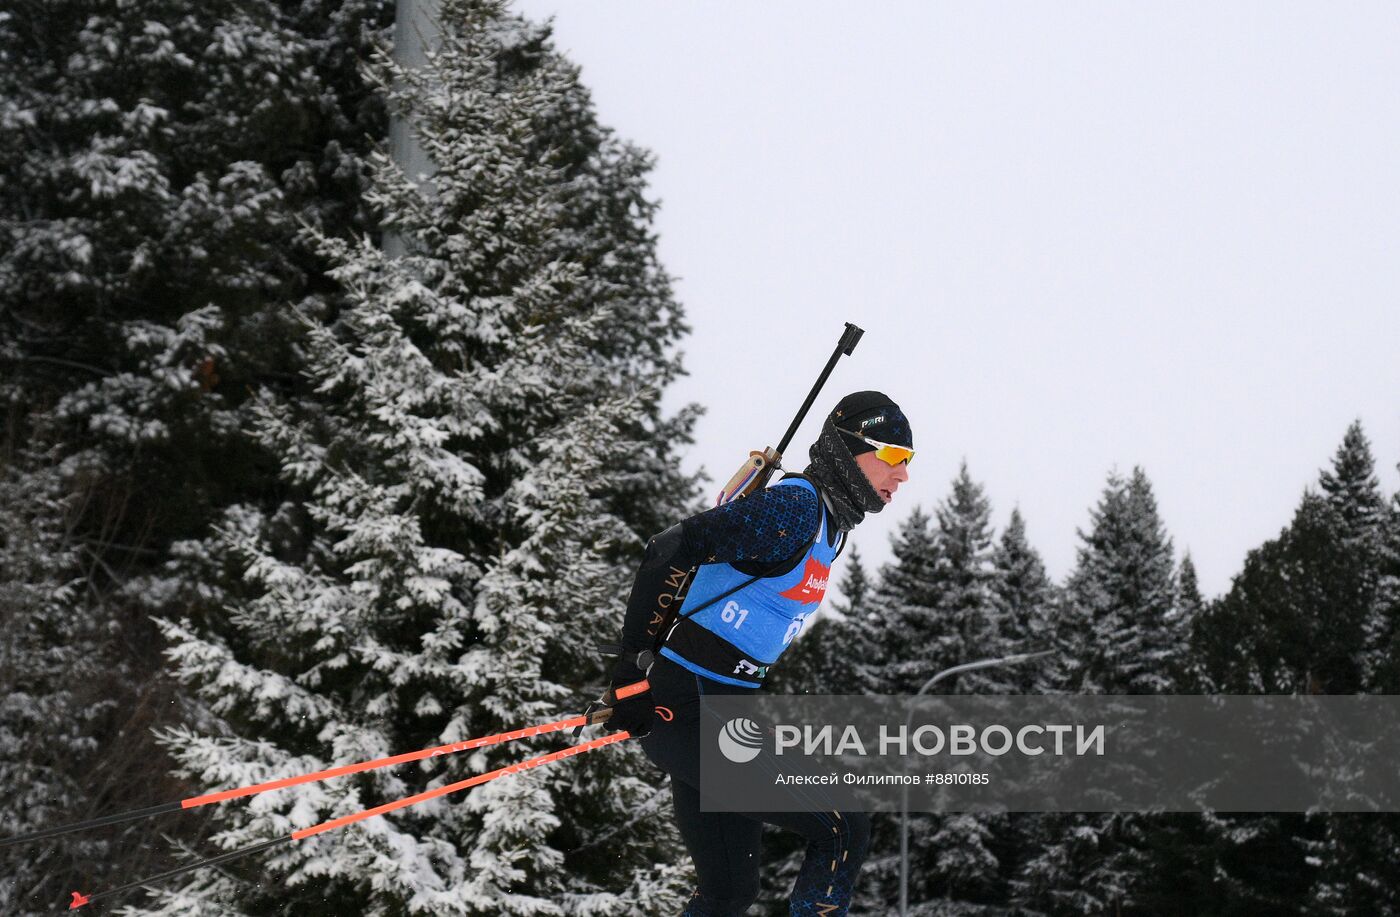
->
[838,427,914,466]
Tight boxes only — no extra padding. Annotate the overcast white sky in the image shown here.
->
[513,0,1400,599]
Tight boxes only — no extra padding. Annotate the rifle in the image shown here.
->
[714,321,865,505]
[649,322,865,647]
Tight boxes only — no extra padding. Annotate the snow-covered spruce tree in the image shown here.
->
[1180,427,1391,915]
[908,465,1007,912]
[984,507,1055,911]
[989,507,1055,692]
[1300,422,1399,917]
[1316,421,1388,693]
[0,0,392,908]
[1050,468,1179,696]
[833,543,897,697]
[1197,425,1381,697]
[1171,554,1207,691]
[1012,468,1179,916]
[863,507,939,695]
[1190,549,1269,696]
[1310,807,1400,917]
[1368,443,1400,695]
[853,468,1011,913]
[1177,500,1329,915]
[1319,420,1388,541]
[147,4,695,914]
[925,463,1001,693]
[836,542,872,618]
[1362,427,1400,917]
[0,456,110,913]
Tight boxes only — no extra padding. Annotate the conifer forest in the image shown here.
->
[2,2,1397,914]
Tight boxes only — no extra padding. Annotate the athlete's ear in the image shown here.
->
[639,523,685,572]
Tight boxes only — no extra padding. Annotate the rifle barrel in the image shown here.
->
[774,322,864,458]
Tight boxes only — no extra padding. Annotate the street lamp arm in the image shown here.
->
[914,649,1057,697]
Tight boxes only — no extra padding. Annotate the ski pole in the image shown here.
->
[2,681,649,849]
[67,730,633,910]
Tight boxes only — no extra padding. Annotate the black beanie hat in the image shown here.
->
[830,391,912,452]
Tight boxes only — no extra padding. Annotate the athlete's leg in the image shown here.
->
[673,800,870,915]
[734,807,869,917]
[643,661,762,915]
[670,777,763,916]
[641,658,870,914]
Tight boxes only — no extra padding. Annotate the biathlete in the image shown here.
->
[605,391,914,916]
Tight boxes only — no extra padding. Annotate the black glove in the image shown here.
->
[605,655,656,738]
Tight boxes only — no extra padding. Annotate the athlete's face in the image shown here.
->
[855,450,910,505]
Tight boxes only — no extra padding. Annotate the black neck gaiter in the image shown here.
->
[802,417,886,532]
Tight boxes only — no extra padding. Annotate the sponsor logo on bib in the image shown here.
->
[778,556,831,605]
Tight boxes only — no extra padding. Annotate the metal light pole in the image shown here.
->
[387,0,442,258]
[898,650,1055,917]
